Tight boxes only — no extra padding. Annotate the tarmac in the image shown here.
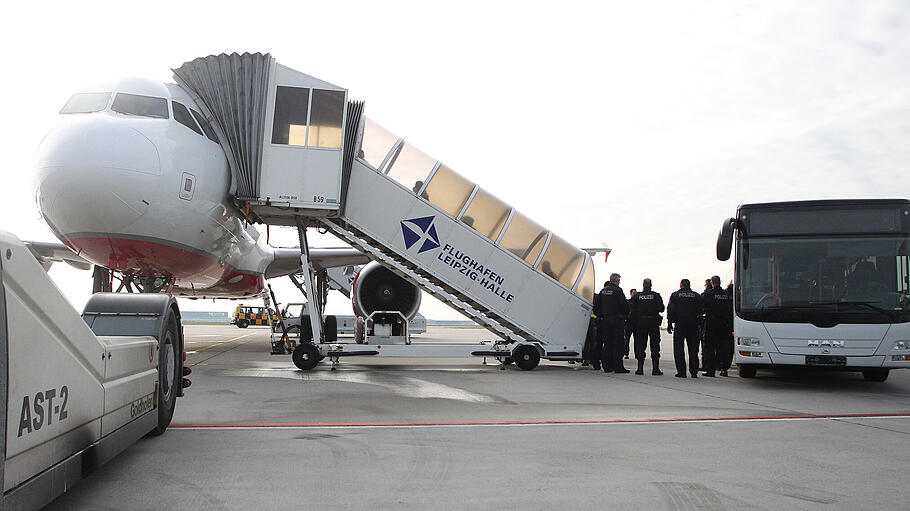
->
[47,325,910,510]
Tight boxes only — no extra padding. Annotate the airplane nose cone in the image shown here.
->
[36,116,161,175]
[35,117,160,236]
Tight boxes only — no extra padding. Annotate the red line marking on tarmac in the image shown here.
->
[171,412,910,429]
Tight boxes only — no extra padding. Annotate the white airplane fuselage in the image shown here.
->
[34,78,271,297]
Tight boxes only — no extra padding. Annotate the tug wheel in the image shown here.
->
[151,308,180,436]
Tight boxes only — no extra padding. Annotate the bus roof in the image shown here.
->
[738,198,910,211]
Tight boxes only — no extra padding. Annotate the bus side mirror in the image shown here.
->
[716,218,736,261]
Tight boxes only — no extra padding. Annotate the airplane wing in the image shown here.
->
[24,241,93,270]
[24,240,369,279]
[265,248,371,279]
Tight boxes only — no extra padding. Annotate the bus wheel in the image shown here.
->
[862,369,889,382]
[738,364,757,378]
[237,319,249,329]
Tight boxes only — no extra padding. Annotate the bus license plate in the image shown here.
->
[806,355,846,367]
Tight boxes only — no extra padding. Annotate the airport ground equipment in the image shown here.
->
[0,230,187,509]
[265,284,295,355]
[231,304,280,328]
[717,199,910,381]
[275,302,427,336]
[173,53,596,370]
[278,263,426,343]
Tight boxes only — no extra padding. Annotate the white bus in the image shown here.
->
[716,199,910,381]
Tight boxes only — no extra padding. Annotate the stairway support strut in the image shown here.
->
[297,220,324,344]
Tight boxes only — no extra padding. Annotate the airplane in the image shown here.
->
[30,74,611,331]
[32,77,371,299]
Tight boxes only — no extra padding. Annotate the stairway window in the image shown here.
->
[421,164,474,216]
[271,86,310,146]
[538,234,586,291]
[386,142,436,193]
[360,118,399,170]
[499,211,548,265]
[575,257,595,302]
[309,89,345,148]
[460,188,510,241]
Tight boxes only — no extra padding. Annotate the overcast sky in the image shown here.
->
[1,1,909,319]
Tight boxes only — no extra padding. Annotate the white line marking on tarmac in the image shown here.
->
[189,333,254,354]
[223,367,500,403]
[172,414,910,431]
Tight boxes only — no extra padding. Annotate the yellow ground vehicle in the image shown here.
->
[232,305,280,328]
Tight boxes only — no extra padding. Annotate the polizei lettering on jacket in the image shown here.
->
[438,244,514,303]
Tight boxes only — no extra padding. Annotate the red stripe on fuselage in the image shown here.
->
[68,236,263,297]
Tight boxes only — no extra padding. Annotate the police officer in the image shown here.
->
[597,273,630,373]
[702,275,734,376]
[698,278,711,370]
[667,278,704,378]
[629,278,665,375]
[582,309,601,370]
[624,289,637,359]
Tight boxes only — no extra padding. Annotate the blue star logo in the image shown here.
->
[401,215,440,254]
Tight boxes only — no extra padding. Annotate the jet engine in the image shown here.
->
[351,262,421,320]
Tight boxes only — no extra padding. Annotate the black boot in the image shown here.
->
[635,359,644,375]
[652,359,663,376]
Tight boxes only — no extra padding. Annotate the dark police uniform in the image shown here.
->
[623,296,635,359]
[698,281,712,370]
[597,282,629,372]
[630,288,665,373]
[582,312,601,370]
[703,285,734,376]
[667,285,704,377]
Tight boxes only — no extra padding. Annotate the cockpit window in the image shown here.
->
[190,108,220,143]
[172,101,203,135]
[60,92,111,114]
[111,93,169,119]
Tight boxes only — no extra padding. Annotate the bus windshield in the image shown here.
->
[737,235,910,324]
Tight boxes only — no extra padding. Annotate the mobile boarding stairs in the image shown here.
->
[173,53,597,370]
